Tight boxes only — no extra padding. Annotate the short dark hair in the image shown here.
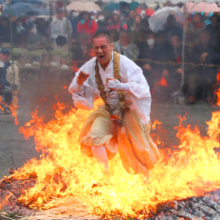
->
[92,29,112,43]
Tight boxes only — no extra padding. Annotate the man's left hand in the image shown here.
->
[106,78,119,91]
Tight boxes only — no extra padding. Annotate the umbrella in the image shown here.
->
[2,2,49,16]
[32,6,50,15]
[66,1,101,11]
[11,0,42,4]
[183,2,220,14]
[148,7,184,32]
[103,2,119,11]
[2,2,33,16]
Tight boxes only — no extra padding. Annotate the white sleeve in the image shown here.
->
[120,57,151,100]
[68,71,84,96]
[68,60,98,110]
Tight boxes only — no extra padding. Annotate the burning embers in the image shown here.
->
[1,97,220,219]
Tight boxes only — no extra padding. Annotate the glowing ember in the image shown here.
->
[1,97,220,218]
[158,76,167,87]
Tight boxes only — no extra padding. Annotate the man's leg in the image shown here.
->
[92,146,109,169]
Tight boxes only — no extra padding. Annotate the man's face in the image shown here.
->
[93,37,113,67]
[83,13,89,20]
[193,14,201,23]
[0,54,9,62]
[119,33,130,46]
[129,10,134,18]
[200,32,210,44]
[56,12,64,20]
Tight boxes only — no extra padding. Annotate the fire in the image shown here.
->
[2,97,220,218]
[0,96,19,125]
[72,61,79,72]
[158,76,167,87]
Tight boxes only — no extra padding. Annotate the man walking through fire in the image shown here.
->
[68,30,159,177]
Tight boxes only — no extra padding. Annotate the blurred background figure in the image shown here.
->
[0,48,19,107]
[107,11,127,31]
[96,12,107,30]
[0,17,10,43]
[50,7,73,48]
[113,30,139,59]
[69,10,80,40]
[77,11,98,41]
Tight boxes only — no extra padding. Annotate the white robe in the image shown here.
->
[68,53,151,124]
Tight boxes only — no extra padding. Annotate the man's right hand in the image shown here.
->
[77,71,90,85]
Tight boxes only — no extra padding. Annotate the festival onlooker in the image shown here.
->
[50,8,73,46]
[27,24,44,50]
[113,30,139,59]
[13,18,26,45]
[139,19,150,32]
[206,14,220,40]
[130,14,142,31]
[36,17,51,38]
[0,17,10,43]
[106,11,127,31]
[77,11,98,41]
[186,13,205,35]
[69,10,80,39]
[0,48,19,106]
[71,33,93,62]
[90,11,97,21]
[96,12,107,30]
[109,29,119,44]
[163,14,183,40]
[126,10,135,31]
[187,30,220,104]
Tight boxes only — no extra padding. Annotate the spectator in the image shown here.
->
[187,30,220,104]
[71,33,93,62]
[0,17,10,43]
[50,7,73,46]
[113,30,139,59]
[127,10,135,31]
[27,24,44,50]
[109,29,119,43]
[77,11,98,41]
[206,14,220,40]
[36,17,51,38]
[96,12,107,30]
[139,19,150,32]
[90,11,97,21]
[163,14,183,40]
[0,48,19,106]
[106,11,127,31]
[130,14,142,31]
[13,18,26,45]
[138,31,167,90]
[136,29,147,54]
[69,10,80,39]
[186,13,205,35]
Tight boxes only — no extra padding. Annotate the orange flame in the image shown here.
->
[2,98,220,217]
[152,119,162,130]
[158,76,167,87]
[215,71,220,106]
[72,61,79,72]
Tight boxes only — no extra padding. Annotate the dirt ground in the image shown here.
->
[0,70,219,179]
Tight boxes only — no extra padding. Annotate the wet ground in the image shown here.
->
[0,71,219,178]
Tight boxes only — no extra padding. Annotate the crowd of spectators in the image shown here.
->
[0,5,220,104]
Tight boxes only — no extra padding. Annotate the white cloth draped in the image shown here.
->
[68,53,151,124]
